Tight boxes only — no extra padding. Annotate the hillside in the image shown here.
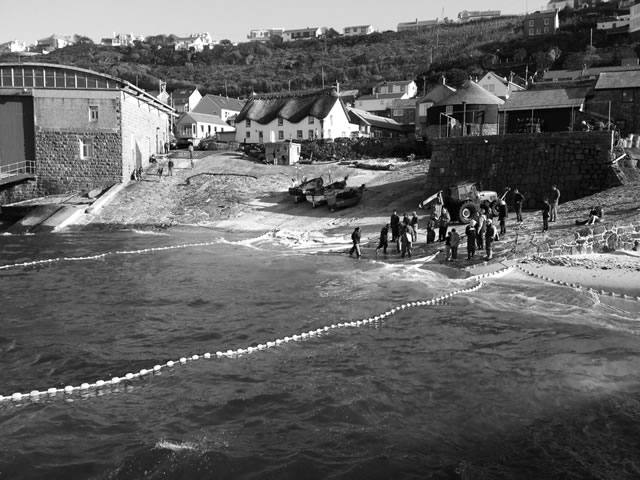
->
[2,5,639,98]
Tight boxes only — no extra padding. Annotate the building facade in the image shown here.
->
[0,63,174,199]
[523,10,560,37]
[457,10,501,22]
[397,19,439,32]
[247,28,285,42]
[343,25,376,36]
[282,28,326,42]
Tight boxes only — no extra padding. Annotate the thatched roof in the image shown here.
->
[433,81,504,106]
[236,88,346,124]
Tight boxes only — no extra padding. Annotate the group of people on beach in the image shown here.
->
[349,183,596,262]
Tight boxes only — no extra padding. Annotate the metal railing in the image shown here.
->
[0,160,36,179]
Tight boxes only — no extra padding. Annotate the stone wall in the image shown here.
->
[35,129,122,195]
[427,131,620,208]
[510,221,640,260]
[0,181,38,205]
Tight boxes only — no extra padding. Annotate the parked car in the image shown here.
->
[175,137,200,149]
[198,136,219,150]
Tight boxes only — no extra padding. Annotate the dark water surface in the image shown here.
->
[1,229,640,479]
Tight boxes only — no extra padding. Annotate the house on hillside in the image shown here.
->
[234,88,357,143]
[171,87,202,114]
[36,34,71,53]
[397,19,439,32]
[282,27,326,42]
[589,70,640,134]
[477,72,526,100]
[192,94,245,122]
[457,10,501,22]
[343,25,376,36]
[0,40,27,54]
[100,32,145,47]
[175,112,235,142]
[174,33,216,52]
[425,81,504,138]
[0,62,174,198]
[542,65,640,82]
[630,3,640,40]
[499,86,591,133]
[247,28,285,42]
[348,108,406,138]
[415,82,456,139]
[355,80,418,115]
[523,10,560,37]
[338,89,359,107]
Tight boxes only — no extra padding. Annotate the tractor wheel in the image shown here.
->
[489,200,500,217]
[458,202,477,224]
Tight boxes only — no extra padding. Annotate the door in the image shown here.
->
[0,96,35,169]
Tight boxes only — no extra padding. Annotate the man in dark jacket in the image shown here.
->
[376,224,389,254]
[550,185,560,222]
[349,227,362,258]
[513,188,525,224]
[390,210,400,242]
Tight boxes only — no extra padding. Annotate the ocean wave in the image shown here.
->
[154,439,200,452]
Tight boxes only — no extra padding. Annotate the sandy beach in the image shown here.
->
[76,150,640,298]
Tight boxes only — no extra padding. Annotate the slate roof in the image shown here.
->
[193,94,245,115]
[172,87,198,101]
[433,81,504,106]
[235,88,347,124]
[499,86,591,111]
[595,71,640,89]
[347,108,405,131]
[177,112,230,126]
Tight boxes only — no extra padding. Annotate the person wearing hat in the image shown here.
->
[485,219,497,260]
[375,224,389,255]
[349,227,362,259]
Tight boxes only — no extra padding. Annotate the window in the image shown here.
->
[329,115,333,125]
[544,18,549,25]
[246,119,251,127]
[258,131,264,141]
[89,105,99,122]
[278,117,283,126]
[345,28,350,33]
[446,105,453,115]
[308,116,314,124]
[80,138,93,159]
[400,85,405,92]
[529,28,534,35]
[245,131,251,138]
[278,130,284,140]
[529,20,534,26]
[393,109,403,116]
[297,130,303,139]
[485,84,495,92]
[623,89,634,103]
[544,27,549,33]
[308,129,314,139]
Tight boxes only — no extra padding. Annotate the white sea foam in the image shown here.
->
[155,439,199,452]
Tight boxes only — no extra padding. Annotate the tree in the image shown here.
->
[73,34,94,45]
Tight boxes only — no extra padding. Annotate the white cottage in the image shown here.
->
[235,88,357,143]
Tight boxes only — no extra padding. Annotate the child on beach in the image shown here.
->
[542,198,551,232]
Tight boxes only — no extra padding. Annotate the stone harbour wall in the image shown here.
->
[427,131,620,209]
[35,129,122,195]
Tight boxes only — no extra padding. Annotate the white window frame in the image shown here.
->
[278,117,283,126]
[246,119,251,127]
[308,116,314,124]
[80,137,93,159]
[278,130,284,140]
[89,105,98,122]
[297,130,303,139]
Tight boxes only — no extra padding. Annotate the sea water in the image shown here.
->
[1,228,640,480]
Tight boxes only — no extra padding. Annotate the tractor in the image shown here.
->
[419,181,509,224]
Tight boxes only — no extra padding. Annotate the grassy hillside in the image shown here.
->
[2,5,639,98]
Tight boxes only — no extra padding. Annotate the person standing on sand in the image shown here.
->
[513,188,525,224]
[390,210,400,244]
[167,158,174,176]
[485,219,496,260]
[157,162,164,179]
[444,232,452,261]
[426,215,437,244]
[498,200,508,236]
[376,224,389,255]
[476,209,486,250]
[410,211,419,232]
[542,197,551,232]
[401,223,415,258]
[450,228,460,261]
[349,227,362,258]
[438,207,450,241]
[188,144,194,169]
[466,220,477,260]
[550,185,560,222]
